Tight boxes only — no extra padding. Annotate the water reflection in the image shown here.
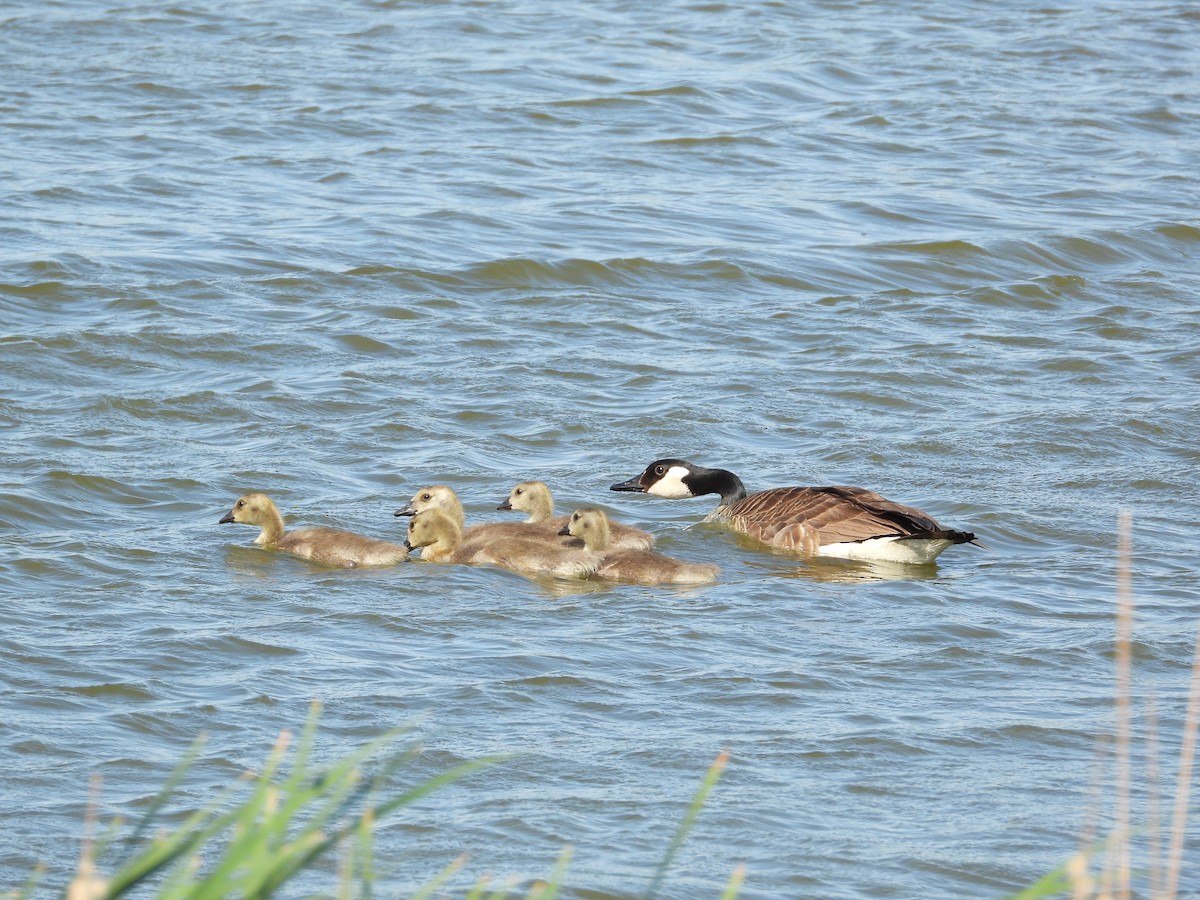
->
[222,543,290,580]
[723,532,948,584]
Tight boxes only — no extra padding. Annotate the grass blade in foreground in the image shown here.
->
[43,710,742,899]
[1006,514,1197,900]
[67,702,499,899]
[643,749,730,900]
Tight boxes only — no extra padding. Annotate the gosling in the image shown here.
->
[498,480,655,550]
[405,508,599,580]
[559,508,719,586]
[394,484,559,544]
[220,493,408,568]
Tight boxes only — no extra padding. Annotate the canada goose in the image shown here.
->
[559,508,719,585]
[498,480,655,551]
[220,493,408,568]
[610,458,981,565]
[405,508,599,580]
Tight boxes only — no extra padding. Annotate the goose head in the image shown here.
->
[610,459,702,499]
[610,459,747,504]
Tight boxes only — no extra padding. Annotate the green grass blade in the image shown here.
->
[369,755,507,823]
[526,844,573,900]
[464,873,502,900]
[353,805,376,900]
[643,749,729,900]
[237,773,363,899]
[184,731,304,900]
[1006,864,1073,900]
[477,874,519,900]
[248,755,503,898]
[410,852,469,900]
[282,714,382,814]
[154,844,203,900]
[191,712,407,900]
[75,713,506,900]
[719,862,746,900]
[7,862,44,900]
[103,778,249,896]
[112,734,207,868]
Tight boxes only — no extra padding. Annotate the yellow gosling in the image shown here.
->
[560,508,718,586]
[406,508,599,580]
[499,480,655,550]
[220,493,408,568]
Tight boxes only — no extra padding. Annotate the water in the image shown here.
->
[2,1,1199,896]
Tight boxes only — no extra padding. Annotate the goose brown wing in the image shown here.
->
[726,487,944,546]
[820,486,948,535]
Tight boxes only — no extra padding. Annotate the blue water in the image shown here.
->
[2,1,1199,896]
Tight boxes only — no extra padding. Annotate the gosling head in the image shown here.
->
[497,480,553,522]
[404,508,461,554]
[219,493,284,545]
[557,507,611,552]
[394,484,462,521]
[220,492,273,525]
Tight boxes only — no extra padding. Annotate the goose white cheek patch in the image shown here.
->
[646,466,695,498]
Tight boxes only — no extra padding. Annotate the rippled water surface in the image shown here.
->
[3,1,1200,896]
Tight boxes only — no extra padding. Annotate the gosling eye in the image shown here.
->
[515,489,524,496]
[236,499,245,509]
[421,493,432,501]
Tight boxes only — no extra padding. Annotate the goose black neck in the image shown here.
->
[689,466,747,504]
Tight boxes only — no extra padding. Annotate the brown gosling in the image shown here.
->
[559,508,719,586]
[405,508,599,580]
[401,508,491,564]
[393,484,468,530]
[499,480,655,550]
[394,484,553,544]
[220,493,408,568]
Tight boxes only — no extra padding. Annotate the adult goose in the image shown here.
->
[610,458,981,565]
[559,508,718,585]
[220,493,408,568]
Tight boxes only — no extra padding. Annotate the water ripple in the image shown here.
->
[3,1,1199,897]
